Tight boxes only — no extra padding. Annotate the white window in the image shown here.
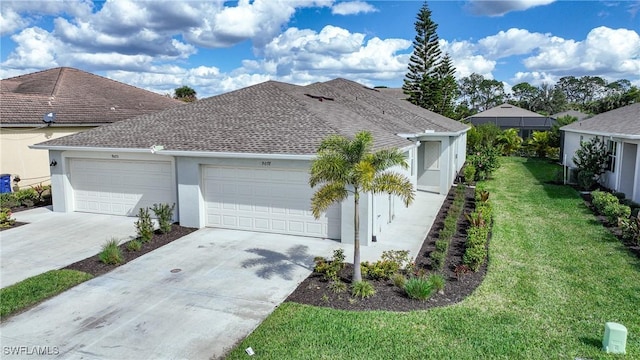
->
[607,140,617,172]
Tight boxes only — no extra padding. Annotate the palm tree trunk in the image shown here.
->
[353,190,362,283]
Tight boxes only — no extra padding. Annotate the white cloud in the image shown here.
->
[466,0,556,16]
[332,1,378,16]
[0,0,93,35]
[511,71,559,86]
[2,27,61,69]
[523,27,640,77]
[477,28,549,59]
[440,39,496,78]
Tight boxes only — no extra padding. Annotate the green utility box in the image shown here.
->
[603,322,627,354]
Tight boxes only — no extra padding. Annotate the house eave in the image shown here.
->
[561,128,640,140]
[398,128,469,139]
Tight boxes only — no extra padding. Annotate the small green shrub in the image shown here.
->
[619,215,640,245]
[428,273,446,292]
[13,188,38,207]
[361,260,399,280]
[467,226,490,247]
[435,239,449,252]
[314,249,345,281]
[404,277,433,300]
[99,238,124,265]
[126,239,142,252]
[329,280,347,294]
[603,203,631,225]
[351,281,376,299]
[380,250,411,270]
[151,203,175,234]
[135,207,154,243]
[0,208,16,228]
[430,251,446,270]
[463,245,487,272]
[392,273,406,289]
[463,165,476,184]
[591,190,619,215]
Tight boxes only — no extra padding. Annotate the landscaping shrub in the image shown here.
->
[135,207,154,243]
[328,280,347,294]
[314,249,345,281]
[429,251,446,270]
[392,273,406,289]
[428,273,445,292]
[126,239,142,252]
[619,214,640,245]
[591,190,618,215]
[463,164,476,185]
[573,137,610,190]
[467,146,501,181]
[99,238,124,265]
[463,245,487,272]
[404,277,433,300]
[361,250,411,280]
[151,203,175,234]
[435,239,449,252]
[0,208,16,228]
[603,203,631,225]
[351,281,376,299]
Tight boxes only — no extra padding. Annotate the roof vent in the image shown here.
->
[304,93,334,102]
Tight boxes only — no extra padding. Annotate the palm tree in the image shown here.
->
[309,131,416,283]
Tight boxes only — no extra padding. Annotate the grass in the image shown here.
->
[1,269,93,318]
[225,157,640,359]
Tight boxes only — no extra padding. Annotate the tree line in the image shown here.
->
[403,3,640,120]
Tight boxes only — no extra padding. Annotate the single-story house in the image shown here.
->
[466,103,556,138]
[32,78,469,245]
[561,103,640,203]
[0,67,183,188]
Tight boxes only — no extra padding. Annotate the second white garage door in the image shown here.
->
[203,166,341,239]
[70,159,176,216]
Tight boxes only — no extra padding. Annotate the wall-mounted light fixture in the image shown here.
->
[50,160,57,167]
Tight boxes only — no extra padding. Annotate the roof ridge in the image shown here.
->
[50,67,65,97]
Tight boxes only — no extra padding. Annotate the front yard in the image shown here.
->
[225,157,640,359]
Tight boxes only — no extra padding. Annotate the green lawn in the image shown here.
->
[1,269,93,319]
[225,157,640,359]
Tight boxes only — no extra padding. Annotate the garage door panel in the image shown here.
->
[203,166,340,239]
[70,159,175,216]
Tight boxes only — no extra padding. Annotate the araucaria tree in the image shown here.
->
[309,131,415,283]
[403,2,457,116]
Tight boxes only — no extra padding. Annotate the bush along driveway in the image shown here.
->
[225,157,640,360]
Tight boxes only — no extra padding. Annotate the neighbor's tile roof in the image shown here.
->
[561,103,640,137]
[36,78,469,155]
[1,67,183,126]
[468,103,545,118]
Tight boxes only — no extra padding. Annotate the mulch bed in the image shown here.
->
[63,225,197,277]
[286,185,489,312]
[579,192,640,259]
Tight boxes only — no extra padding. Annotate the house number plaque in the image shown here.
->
[261,161,271,166]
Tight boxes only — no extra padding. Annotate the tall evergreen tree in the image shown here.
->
[403,2,455,115]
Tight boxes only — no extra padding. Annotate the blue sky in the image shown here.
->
[1,0,639,98]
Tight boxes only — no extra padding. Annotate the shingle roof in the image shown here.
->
[561,103,640,137]
[1,67,183,126]
[376,87,407,100]
[551,110,591,121]
[35,78,469,155]
[468,103,545,118]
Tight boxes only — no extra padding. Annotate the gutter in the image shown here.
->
[29,144,317,160]
[561,128,640,140]
[397,128,469,139]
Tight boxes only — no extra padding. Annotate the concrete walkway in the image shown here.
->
[0,190,444,359]
[0,207,138,288]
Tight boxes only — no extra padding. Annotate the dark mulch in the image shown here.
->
[63,225,197,277]
[286,185,489,312]
[0,221,27,232]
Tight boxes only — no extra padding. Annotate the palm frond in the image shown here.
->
[370,148,409,171]
[369,172,416,206]
[310,182,349,219]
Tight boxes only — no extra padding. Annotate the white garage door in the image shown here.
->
[70,159,175,216]
[203,166,341,239]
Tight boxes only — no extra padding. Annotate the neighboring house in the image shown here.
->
[33,78,469,245]
[0,67,183,188]
[561,103,640,204]
[466,103,556,138]
[551,109,591,121]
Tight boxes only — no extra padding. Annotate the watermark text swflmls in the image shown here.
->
[3,346,60,356]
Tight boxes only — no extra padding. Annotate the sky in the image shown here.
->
[1,0,639,98]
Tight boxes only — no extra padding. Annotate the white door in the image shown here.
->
[70,159,175,216]
[203,166,341,239]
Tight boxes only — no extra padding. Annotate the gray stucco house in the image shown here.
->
[466,103,556,138]
[33,78,469,245]
[561,103,640,204]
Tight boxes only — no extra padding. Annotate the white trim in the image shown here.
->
[158,150,315,160]
[561,128,640,140]
[398,129,469,138]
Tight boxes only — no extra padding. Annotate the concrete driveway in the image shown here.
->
[1,228,338,359]
[0,207,138,288]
